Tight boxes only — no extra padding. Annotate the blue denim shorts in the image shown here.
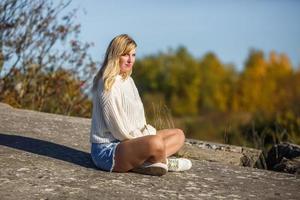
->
[91,141,120,172]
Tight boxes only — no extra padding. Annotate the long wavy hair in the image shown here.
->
[92,34,137,92]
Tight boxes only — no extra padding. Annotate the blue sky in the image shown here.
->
[67,0,300,70]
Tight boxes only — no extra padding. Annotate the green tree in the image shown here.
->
[198,52,237,113]
[133,47,201,116]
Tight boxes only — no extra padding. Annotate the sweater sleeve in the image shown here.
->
[129,77,157,136]
[102,87,144,141]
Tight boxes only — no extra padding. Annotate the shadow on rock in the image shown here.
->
[0,133,95,169]
[266,142,300,174]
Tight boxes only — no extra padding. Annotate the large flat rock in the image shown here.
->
[177,139,264,168]
[0,103,299,200]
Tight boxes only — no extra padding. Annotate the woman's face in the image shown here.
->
[119,48,136,74]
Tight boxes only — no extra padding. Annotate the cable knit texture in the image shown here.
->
[90,75,157,143]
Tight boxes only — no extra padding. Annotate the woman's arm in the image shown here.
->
[129,77,157,136]
[102,87,144,141]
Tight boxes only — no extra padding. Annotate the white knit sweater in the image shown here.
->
[90,75,157,143]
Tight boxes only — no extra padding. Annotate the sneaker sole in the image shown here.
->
[131,166,167,176]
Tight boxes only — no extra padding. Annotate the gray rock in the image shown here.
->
[267,143,300,174]
[0,103,299,200]
[176,139,264,168]
[273,157,300,174]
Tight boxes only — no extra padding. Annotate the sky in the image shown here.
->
[66,0,300,70]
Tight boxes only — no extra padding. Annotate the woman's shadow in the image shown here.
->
[0,133,95,169]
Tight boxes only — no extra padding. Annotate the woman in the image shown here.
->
[90,34,192,176]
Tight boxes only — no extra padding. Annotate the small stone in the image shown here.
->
[204,177,214,181]
[17,168,30,172]
[45,188,54,192]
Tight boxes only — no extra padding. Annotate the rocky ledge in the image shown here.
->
[0,103,299,200]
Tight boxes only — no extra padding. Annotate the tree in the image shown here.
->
[0,0,96,116]
[133,47,201,116]
[236,51,300,148]
[237,50,268,113]
[164,47,201,116]
[198,52,236,113]
[236,50,294,116]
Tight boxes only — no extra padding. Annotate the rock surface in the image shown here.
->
[177,139,264,168]
[0,103,300,200]
[266,143,300,174]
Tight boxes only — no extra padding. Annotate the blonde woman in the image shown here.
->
[90,34,192,176]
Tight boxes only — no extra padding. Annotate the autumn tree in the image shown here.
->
[235,50,300,148]
[235,50,294,116]
[0,0,96,116]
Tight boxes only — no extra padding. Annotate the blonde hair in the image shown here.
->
[92,34,137,92]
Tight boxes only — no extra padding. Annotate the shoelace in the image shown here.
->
[168,159,179,170]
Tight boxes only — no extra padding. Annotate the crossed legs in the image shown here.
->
[112,128,185,172]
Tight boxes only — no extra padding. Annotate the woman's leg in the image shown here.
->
[112,128,185,172]
[113,134,166,172]
[156,128,185,157]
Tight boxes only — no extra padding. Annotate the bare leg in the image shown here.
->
[112,128,185,172]
[156,128,185,157]
[113,134,166,172]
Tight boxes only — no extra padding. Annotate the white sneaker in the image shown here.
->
[131,162,168,176]
[167,158,192,172]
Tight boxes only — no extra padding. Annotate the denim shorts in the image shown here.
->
[91,141,120,172]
